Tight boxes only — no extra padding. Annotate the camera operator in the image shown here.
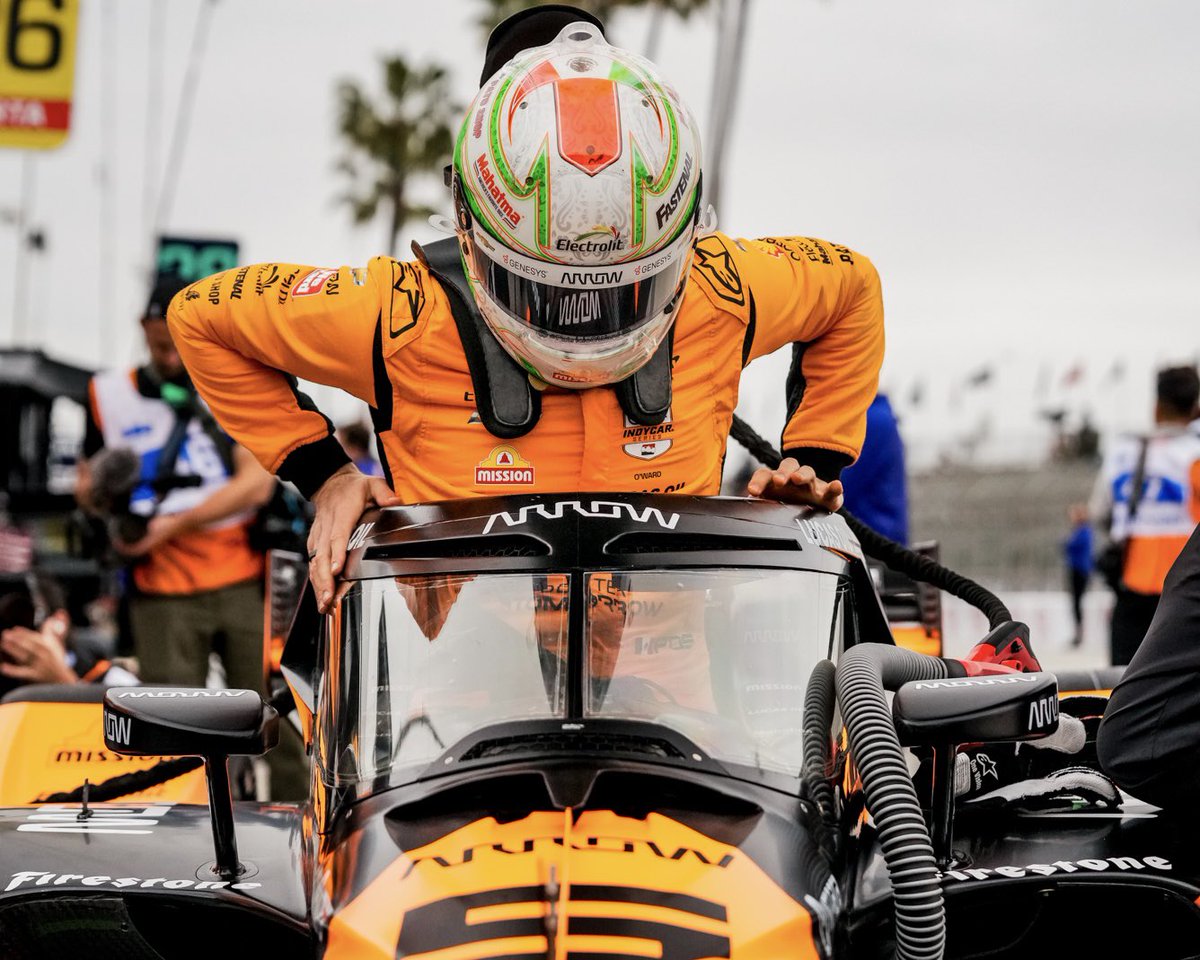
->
[74,277,306,797]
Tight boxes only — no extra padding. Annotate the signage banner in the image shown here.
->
[0,0,80,150]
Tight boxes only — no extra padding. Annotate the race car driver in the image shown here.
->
[167,7,885,613]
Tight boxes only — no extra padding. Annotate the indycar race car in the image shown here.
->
[1,493,1198,959]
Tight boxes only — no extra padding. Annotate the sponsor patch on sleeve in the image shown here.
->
[292,268,338,298]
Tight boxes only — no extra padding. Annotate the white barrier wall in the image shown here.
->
[941,589,1116,672]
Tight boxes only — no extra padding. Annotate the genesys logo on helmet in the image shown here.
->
[292,268,338,298]
[655,153,694,230]
[633,249,675,278]
[475,445,534,486]
[499,251,549,281]
[474,156,521,227]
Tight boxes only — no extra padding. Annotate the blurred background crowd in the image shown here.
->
[2,0,1198,722]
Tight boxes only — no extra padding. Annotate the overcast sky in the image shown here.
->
[2,0,1197,465]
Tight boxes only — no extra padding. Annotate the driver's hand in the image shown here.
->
[746,457,844,512]
[309,464,402,613]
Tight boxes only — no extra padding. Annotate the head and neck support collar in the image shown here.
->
[415,237,672,439]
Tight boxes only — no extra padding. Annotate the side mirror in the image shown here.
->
[103,688,278,879]
[893,671,1059,746]
[892,672,1059,867]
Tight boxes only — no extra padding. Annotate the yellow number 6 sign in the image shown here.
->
[0,0,78,150]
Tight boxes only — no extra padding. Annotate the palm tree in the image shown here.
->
[335,58,459,255]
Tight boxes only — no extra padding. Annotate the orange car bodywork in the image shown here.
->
[0,701,208,805]
[324,809,820,959]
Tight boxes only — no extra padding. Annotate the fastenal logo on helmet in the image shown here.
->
[453,21,704,388]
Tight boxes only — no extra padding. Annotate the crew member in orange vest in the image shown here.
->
[1090,365,1200,664]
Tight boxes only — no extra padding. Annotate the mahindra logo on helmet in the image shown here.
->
[474,156,521,227]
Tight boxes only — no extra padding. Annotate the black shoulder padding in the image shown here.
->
[615,327,673,426]
[415,236,672,431]
[414,237,540,440]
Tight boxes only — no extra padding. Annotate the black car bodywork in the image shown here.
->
[0,494,1196,959]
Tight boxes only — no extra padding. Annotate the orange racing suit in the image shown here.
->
[167,233,884,502]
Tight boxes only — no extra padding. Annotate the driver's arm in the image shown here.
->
[167,260,417,498]
[718,235,884,481]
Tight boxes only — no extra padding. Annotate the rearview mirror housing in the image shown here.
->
[892,672,1059,747]
[102,687,279,880]
[103,687,278,757]
[893,670,1060,869]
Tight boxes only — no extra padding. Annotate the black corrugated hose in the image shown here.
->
[728,414,1012,629]
[732,414,1002,959]
[802,659,838,850]
[836,644,953,960]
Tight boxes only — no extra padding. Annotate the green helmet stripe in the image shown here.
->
[480,72,552,252]
[630,94,679,247]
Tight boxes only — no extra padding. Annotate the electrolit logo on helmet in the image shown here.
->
[474,156,521,227]
[655,153,694,230]
[555,227,626,255]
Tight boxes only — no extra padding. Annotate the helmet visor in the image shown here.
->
[464,225,693,346]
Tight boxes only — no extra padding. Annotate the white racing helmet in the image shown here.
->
[452,21,704,388]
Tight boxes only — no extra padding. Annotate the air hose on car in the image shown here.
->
[837,644,955,960]
[802,659,839,849]
[732,414,990,960]
[729,414,1011,629]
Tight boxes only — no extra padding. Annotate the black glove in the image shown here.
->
[962,766,1121,814]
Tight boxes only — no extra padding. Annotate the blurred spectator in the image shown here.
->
[0,573,137,697]
[841,393,909,544]
[0,526,32,576]
[74,277,306,798]
[1090,365,1200,665]
[337,421,382,477]
[1063,503,1093,647]
[76,275,275,684]
[1075,415,1101,462]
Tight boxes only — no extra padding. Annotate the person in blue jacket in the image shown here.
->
[1064,503,1094,647]
[840,393,909,544]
